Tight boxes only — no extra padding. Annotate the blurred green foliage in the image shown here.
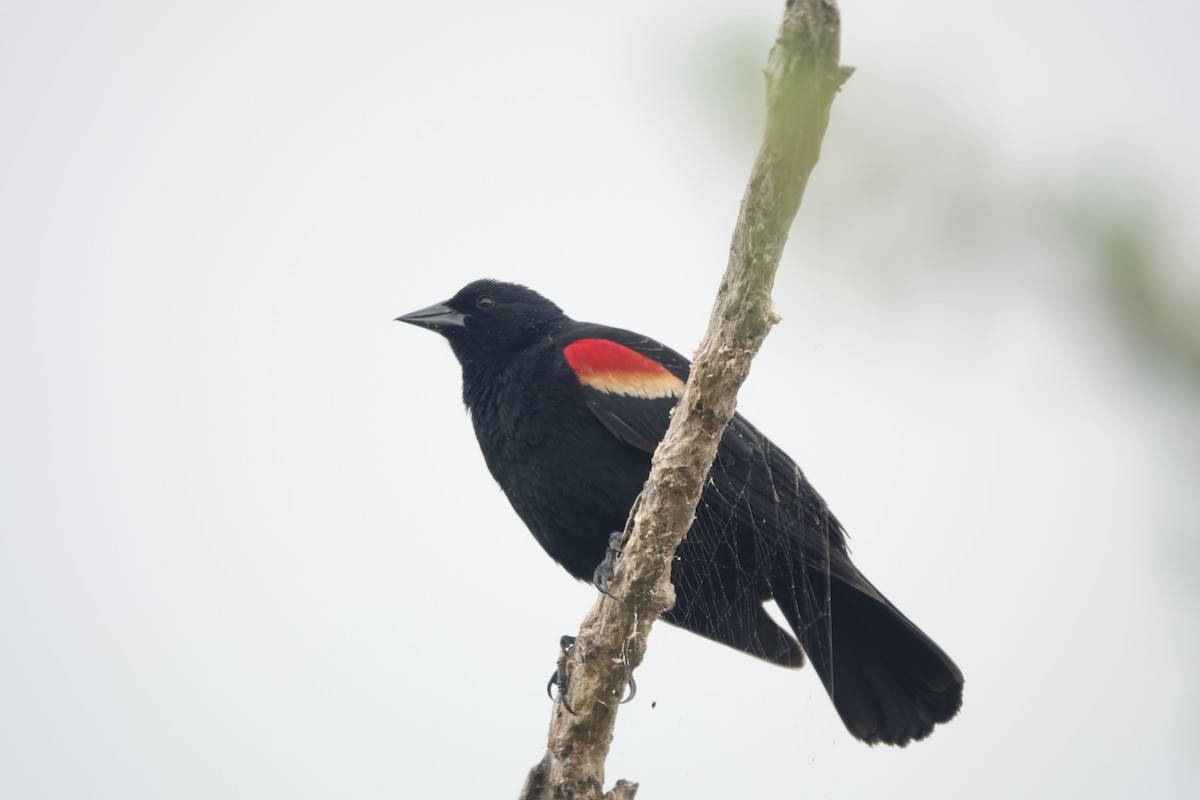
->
[678,23,1200,604]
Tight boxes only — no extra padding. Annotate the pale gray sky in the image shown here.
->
[2,2,1198,798]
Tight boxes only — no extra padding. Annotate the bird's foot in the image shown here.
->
[592,531,625,597]
[547,635,579,715]
[546,634,637,714]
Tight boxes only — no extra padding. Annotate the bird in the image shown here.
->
[397,279,963,746]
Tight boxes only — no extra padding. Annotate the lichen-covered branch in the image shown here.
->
[518,3,851,798]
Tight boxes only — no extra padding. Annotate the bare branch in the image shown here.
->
[519,3,851,797]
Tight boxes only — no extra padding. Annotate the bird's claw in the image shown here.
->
[546,634,637,714]
[592,531,625,597]
[547,635,579,715]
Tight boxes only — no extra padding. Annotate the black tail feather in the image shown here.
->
[774,568,963,746]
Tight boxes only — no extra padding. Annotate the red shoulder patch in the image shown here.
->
[563,339,685,399]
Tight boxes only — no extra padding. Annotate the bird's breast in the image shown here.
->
[469,383,650,580]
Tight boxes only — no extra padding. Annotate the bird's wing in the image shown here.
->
[559,324,864,584]
[559,324,757,464]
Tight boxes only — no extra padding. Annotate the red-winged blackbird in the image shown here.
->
[398,279,963,746]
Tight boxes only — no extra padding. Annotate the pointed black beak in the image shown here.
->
[395,302,467,331]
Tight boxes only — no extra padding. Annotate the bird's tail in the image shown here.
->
[773,564,963,746]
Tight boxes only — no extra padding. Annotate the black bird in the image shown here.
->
[398,279,963,746]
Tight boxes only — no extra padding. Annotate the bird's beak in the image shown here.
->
[395,302,467,331]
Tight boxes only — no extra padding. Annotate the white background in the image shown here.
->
[3,1,1198,797]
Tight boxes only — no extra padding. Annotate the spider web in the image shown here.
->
[668,430,840,689]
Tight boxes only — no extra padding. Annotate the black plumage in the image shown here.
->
[398,279,963,746]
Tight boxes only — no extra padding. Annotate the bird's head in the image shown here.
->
[397,279,566,364]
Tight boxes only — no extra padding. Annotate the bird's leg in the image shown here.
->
[592,530,626,597]
[545,633,636,713]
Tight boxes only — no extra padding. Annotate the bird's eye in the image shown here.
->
[475,295,496,311]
